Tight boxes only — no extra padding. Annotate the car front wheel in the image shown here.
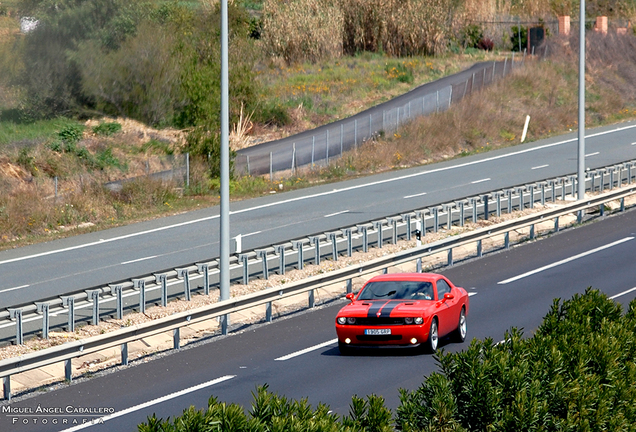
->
[423,318,438,354]
[454,307,467,343]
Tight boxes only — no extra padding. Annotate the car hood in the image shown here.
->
[339,300,436,318]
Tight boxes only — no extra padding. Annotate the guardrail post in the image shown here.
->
[177,269,191,301]
[275,246,286,274]
[628,163,633,184]
[561,178,566,200]
[197,263,210,295]
[374,222,384,248]
[310,237,321,265]
[504,232,510,249]
[529,186,535,209]
[404,214,412,240]
[610,170,615,190]
[173,328,180,349]
[389,218,398,243]
[239,255,249,284]
[64,359,73,382]
[554,216,560,232]
[621,197,625,212]
[345,229,353,256]
[483,195,489,221]
[530,224,535,240]
[308,289,315,308]
[8,309,23,345]
[109,284,124,319]
[86,289,100,325]
[154,275,167,307]
[517,187,525,209]
[292,241,305,270]
[448,248,453,266]
[346,279,352,294]
[3,376,10,401]
[496,193,501,217]
[265,301,273,322]
[459,202,465,227]
[329,233,338,260]
[507,190,513,213]
[35,302,50,339]
[477,239,482,257]
[121,343,128,365]
[61,296,75,333]
[360,226,368,252]
[600,202,605,216]
[444,205,452,229]
[471,199,477,222]
[541,183,546,205]
[133,279,146,313]
[433,207,439,232]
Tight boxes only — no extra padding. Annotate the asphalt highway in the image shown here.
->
[2,121,636,310]
[3,206,636,432]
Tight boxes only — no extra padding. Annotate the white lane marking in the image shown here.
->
[498,237,634,284]
[58,375,236,431]
[325,210,350,218]
[632,142,636,146]
[471,178,491,184]
[532,164,549,170]
[275,338,338,361]
[586,152,600,157]
[0,284,29,293]
[610,287,636,300]
[404,192,427,199]
[121,255,157,265]
[468,292,478,296]
[243,231,262,237]
[4,124,636,267]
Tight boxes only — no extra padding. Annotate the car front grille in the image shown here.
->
[354,317,406,326]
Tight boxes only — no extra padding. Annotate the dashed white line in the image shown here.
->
[610,287,636,300]
[0,284,29,293]
[471,178,491,184]
[275,338,338,361]
[58,375,236,431]
[404,192,427,199]
[531,164,549,170]
[121,255,157,265]
[468,292,478,297]
[498,237,634,284]
[324,210,350,218]
[632,142,636,146]
[586,152,600,157]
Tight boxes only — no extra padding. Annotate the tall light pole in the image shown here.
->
[219,0,230,334]
[577,0,586,200]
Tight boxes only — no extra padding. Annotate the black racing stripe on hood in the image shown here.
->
[366,301,387,318]
[378,300,406,318]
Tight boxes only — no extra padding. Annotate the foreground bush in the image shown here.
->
[137,289,636,431]
[397,288,636,431]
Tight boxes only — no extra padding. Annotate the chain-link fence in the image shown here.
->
[235,56,524,179]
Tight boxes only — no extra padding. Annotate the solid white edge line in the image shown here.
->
[275,339,338,361]
[498,237,634,284]
[610,287,636,300]
[4,123,636,267]
[58,375,236,432]
[324,210,350,218]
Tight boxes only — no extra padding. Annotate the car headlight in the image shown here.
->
[414,317,423,325]
[347,317,356,325]
[337,317,347,325]
[404,317,414,324]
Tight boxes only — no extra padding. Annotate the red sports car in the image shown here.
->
[335,272,469,354]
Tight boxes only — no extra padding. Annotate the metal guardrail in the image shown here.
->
[1,180,635,400]
[1,160,636,350]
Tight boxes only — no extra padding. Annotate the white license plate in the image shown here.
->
[365,328,391,335]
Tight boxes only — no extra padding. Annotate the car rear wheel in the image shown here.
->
[338,342,352,356]
[453,307,467,343]
[423,318,438,354]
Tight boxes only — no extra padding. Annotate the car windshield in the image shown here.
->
[357,281,433,301]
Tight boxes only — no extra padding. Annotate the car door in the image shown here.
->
[434,278,458,336]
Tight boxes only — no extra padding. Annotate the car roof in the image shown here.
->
[365,272,444,283]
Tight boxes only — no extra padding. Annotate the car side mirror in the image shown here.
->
[346,293,355,302]
[443,293,454,301]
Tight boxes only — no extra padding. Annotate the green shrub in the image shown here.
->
[58,124,85,145]
[92,122,122,136]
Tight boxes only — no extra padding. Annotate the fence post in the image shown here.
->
[186,152,190,187]
[269,152,273,181]
[312,136,315,167]
[340,124,343,157]
[354,120,358,150]
[291,143,296,173]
